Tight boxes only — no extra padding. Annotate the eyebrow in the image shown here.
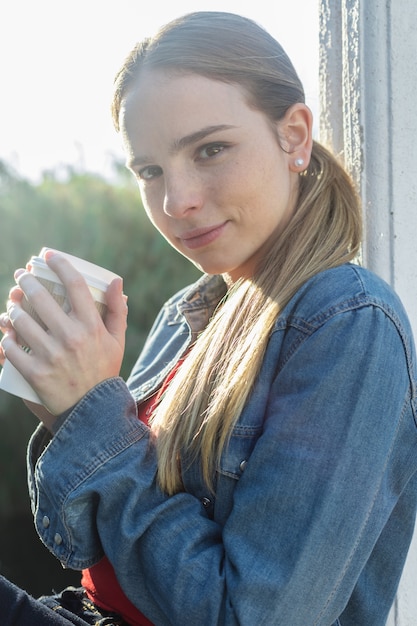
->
[127,124,236,169]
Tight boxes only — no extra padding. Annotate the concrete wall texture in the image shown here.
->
[319,1,417,623]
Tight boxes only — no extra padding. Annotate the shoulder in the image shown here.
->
[268,264,416,396]
[278,263,413,340]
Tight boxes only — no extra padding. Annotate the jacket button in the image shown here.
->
[239,460,247,472]
[54,533,63,545]
[201,497,211,508]
[42,516,50,528]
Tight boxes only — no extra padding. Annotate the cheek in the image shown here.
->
[139,187,161,223]
[139,191,177,244]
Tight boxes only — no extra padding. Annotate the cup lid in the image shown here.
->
[31,248,121,291]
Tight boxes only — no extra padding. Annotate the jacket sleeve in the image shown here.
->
[27,305,417,625]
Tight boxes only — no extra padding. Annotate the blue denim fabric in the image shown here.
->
[26,264,417,625]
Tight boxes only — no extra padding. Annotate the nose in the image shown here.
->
[163,170,203,218]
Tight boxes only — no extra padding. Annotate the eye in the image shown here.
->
[137,165,163,181]
[197,143,227,160]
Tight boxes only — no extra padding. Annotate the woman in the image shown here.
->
[1,11,416,626]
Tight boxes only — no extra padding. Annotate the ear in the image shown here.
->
[277,103,313,172]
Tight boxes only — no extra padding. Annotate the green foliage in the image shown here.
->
[0,159,201,514]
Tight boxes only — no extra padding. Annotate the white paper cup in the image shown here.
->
[0,247,121,404]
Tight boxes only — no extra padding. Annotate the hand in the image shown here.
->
[0,252,128,418]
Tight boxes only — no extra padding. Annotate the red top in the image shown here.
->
[82,359,186,626]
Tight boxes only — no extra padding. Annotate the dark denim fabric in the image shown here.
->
[0,578,127,625]
[38,587,128,625]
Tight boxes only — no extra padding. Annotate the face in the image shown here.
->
[120,70,302,283]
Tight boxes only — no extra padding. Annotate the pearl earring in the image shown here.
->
[295,158,304,167]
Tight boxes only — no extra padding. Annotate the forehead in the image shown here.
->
[119,70,258,148]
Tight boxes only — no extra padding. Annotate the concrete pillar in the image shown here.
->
[319,1,417,624]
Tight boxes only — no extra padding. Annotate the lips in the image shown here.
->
[178,222,228,249]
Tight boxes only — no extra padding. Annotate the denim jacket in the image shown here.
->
[27,263,417,626]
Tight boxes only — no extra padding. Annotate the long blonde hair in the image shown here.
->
[112,12,362,494]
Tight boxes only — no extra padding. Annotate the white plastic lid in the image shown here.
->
[30,248,121,294]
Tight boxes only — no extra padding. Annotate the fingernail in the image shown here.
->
[14,268,25,280]
[44,249,57,261]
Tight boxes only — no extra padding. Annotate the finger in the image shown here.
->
[0,341,6,365]
[103,277,128,348]
[0,312,12,333]
[7,288,62,359]
[6,277,48,350]
[43,252,100,323]
[8,280,25,303]
[2,274,25,333]
[15,268,77,338]
[0,331,54,412]
[1,326,21,363]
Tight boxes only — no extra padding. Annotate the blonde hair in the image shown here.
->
[112,12,362,494]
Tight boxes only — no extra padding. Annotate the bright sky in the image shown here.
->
[0,0,319,182]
